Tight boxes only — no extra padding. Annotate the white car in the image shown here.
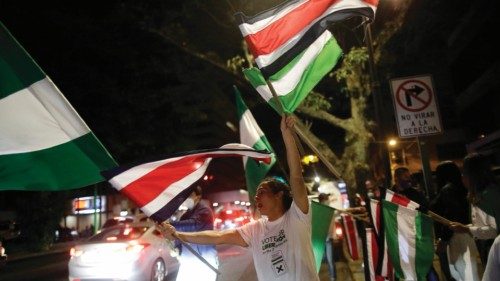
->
[68,222,179,281]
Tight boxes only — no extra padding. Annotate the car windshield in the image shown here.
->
[88,226,148,242]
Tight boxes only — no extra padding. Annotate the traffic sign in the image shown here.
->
[390,75,442,138]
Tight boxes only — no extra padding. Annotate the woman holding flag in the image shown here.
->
[449,153,500,267]
[160,115,319,281]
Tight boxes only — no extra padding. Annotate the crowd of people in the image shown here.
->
[361,153,499,281]
[155,117,499,281]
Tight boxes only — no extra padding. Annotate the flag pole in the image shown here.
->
[157,221,221,275]
[265,80,342,179]
[265,80,306,157]
[427,211,453,226]
[173,233,221,275]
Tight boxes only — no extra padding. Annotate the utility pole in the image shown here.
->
[365,22,392,188]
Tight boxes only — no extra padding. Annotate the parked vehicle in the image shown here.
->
[55,226,79,242]
[101,216,135,229]
[213,207,252,230]
[68,222,179,281]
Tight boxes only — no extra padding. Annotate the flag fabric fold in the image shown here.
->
[382,200,434,281]
[103,144,273,222]
[243,31,342,113]
[369,199,393,279]
[311,201,336,272]
[369,199,381,235]
[236,0,378,78]
[341,213,362,260]
[366,228,391,281]
[0,21,117,191]
[235,87,276,199]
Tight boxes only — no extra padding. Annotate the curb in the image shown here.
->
[7,241,76,262]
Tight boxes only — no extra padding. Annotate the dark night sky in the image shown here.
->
[1,0,499,196]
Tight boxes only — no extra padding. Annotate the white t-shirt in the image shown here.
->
[237,202,319,281]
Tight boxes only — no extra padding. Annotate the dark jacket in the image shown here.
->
[392,185,430,211]
[171,200,216,257]
[430,182,470,242]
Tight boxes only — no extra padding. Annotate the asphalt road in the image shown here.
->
[0,244,337,281]
[0,251,69,281]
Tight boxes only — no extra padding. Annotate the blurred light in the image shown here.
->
[314,176,320,183]
[301,154,319,165]
[388,139,397,146]
[203,175,209,181]
[123,228,132,235]
[226,210,233,215]
[240,201,246,205]
[120,211,128,216]
[70,247,83,257]
[245,202,251,206]
[212,202,219,207]
[226,121,237,132]
[335,226,343,237]
[126,242,149,255]
[234,201,240,205]
[338,182,346,188]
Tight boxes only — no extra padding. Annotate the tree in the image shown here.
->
[129,0,413,195]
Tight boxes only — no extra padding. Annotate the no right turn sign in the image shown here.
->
[390,75,442,138]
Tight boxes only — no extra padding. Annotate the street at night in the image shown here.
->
[1,0,499,281]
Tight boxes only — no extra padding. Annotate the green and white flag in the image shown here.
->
[243,31,342,114]
[382,200,434,281]
[235,87,275,199]
[0,22,117,191]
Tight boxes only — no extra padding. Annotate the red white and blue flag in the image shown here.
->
[103,144,273,222]
[236,0,378,78]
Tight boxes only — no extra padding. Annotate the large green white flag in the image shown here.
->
[0,22,117,191]
[382,200,434,281]
[243,31,342,114]
[235,87,275,199]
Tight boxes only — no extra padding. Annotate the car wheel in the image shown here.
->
[151,258,166,281]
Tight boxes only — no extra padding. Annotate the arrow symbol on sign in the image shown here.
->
[404,85,425,107]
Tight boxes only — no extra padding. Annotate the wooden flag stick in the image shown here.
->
[172,233,221,275]
[336,208,370,223]
[427,210,453,226]
[157,222,221,275]
[265,80,342,179]
[265,80,306,157]
[292,126,342,178]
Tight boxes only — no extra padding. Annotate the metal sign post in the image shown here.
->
[390,75,443,197]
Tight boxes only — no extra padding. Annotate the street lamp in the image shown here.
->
[388,139,397,147]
